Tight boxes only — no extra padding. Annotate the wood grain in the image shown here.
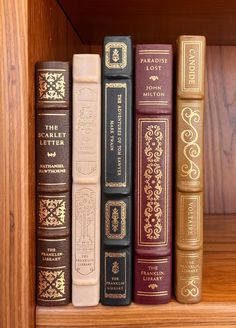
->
[36,302,236,328]
[1,0,84,327]
[205,47,236,213]
[36,214,236,327]
[204,214,236,250]
[0,0,32,327]
[58,0,236,45]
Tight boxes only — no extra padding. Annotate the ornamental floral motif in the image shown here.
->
[39,199,66,227]
[181,278,199,297]
[105,201,126,240]
[105,42,127,69]
[149,75,159,81]
[38,270,65,299]
[112,261,119,274]
[38,72,66,100]
[75,188,96,275]
[111,207,119,232]
[181,106,201,180]
[143,125,163,240]
[112,48,120,62]
[148,283,158,289]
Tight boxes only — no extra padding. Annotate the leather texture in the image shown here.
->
[175,249,202,304]
[101,36,133,305]
[102,79,132,195]
[72,54,101,306]
[102,195,132,247]
[103,36,132,78]
[134,255,172,304]
[36,61,71,306]
[175,35,206,304]
[101,248,132,306]
[136,44,172,115]
[134,45,173,304]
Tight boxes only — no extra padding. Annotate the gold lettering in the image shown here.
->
[187,202,194,235]
[146,85,162,91]
[109,120,114,151]
[45,125,58,131]
[140,57,167,64]
[143,92,165,97]
[188,48,196,85]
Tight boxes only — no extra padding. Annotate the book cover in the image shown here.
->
[175,35,206,304]
[134,45,173,304]
[101,36,133,305]
[35,61,71,306]
[72,54,101,306]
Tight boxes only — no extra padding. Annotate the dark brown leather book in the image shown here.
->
[134,45,173,304]
[36,61,71,306]
[175,35,206,304]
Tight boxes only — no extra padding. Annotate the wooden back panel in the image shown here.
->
[1,1,236,327]
[205,46,236,213]
[59,0,236,45]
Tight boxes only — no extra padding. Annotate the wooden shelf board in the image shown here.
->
[37,302,236,327]
[36,215,236,327]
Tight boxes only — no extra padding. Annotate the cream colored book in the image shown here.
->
[72,54,101,306]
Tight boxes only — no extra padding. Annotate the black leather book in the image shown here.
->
[101,36,133,305]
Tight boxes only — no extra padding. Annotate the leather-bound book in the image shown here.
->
[175,35,206,303]
[134,45,173,304]
[72,54,101,306]
[101,36,133,305]
[36,61,71,306]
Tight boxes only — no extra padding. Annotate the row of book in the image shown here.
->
[36,35,205,306]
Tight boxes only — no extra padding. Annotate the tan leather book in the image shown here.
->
[72,54,101,306]
[175,35,206,303]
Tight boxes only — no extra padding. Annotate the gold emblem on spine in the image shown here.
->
[38,72,66,100]
[104,252,126,299]
[39,199,66,227]
[112,261,119,274]
[111,208,119,232]
[112,49,120,62]
[105,82,126,89]
[47,151,56,158]
[143,125,163,239]
[181,278,199,297]
[38,270,65,299]
[105,42,127,69]
[149,76,159,81]
[105,201,126,239]
[148,283,158,289]
[181,106,201,180]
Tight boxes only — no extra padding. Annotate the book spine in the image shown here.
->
[175,35,206,303]
[134,45,173,304]
[101,36,133,305]
[72,54,101,306]
[36,61,71,306]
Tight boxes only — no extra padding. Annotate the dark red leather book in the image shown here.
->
[134,45,173,304]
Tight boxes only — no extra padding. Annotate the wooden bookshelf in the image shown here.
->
[1,0,236,327]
